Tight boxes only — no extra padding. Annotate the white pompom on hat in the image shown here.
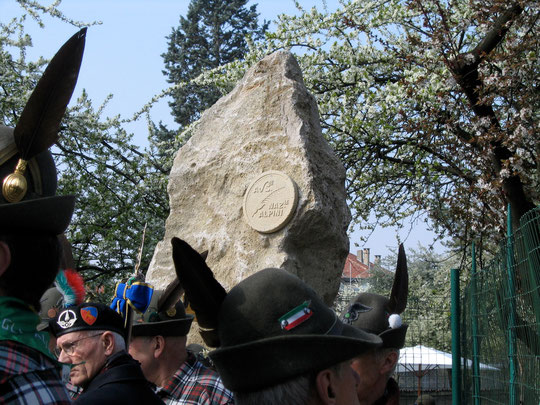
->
[388,314,402,329]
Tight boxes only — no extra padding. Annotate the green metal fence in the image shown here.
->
[399,294,454,405]
[461,205,540,404]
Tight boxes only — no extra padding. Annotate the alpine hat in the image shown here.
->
[131,289,194,337]
[209,268,382,392]
[0,28,86,235]
[341,244,409,348]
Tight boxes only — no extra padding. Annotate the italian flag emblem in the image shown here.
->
[279,301,313,330]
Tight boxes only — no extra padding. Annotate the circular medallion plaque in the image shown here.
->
[243,171,298,233]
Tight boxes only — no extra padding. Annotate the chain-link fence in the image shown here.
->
[334,279,454,404]
[398,294,453,404]
[334,206,539,404]
[461,206,540,404]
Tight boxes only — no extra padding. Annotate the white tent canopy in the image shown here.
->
[397,344,499,373]
[396,345,499,395]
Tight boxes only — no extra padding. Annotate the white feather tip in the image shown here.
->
[388,314,402,329]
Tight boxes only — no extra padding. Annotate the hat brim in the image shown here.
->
[379,324,408,349]
[209,323,381,393]
[132,316,194,337]
[0,195,75,235]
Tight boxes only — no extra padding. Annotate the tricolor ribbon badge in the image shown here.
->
[279,301,313,330]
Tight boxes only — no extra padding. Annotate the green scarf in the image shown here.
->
[0,296,55,360]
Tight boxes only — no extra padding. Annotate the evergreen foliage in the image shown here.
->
[162,0,268,130]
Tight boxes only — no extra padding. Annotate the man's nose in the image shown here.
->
[57,349,71,363]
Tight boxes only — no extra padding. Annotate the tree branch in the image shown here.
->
[448,2,534,224]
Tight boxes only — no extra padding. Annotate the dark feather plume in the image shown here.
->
[158,250,209,313]
[14,28,86,159]
[58,233,75,270]
[171,237,226,347]
[157,278,183,313]
[389,244,408,314]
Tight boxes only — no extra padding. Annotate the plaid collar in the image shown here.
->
[160,351,198,394]
[156,351,234,405]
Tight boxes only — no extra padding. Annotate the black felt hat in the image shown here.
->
[131,284,194,337]
[49,302,125,338]
[341,244,409,349]
[0,28,86,235]
[0,126,75,235]
[208,268,382,393]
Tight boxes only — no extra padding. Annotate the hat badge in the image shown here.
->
[47,307,59,318]
[57,309,77,329]
[342,302,372,325]
[279,301,313,331]
[80,306,98,325]
[2,159,28,203]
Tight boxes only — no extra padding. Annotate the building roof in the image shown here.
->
[342,253,371,279]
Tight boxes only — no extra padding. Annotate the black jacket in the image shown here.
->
[74,351,164,405]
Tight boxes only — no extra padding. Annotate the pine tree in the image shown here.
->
[162,0,268,129]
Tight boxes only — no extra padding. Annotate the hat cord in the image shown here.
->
[324,313,343,336]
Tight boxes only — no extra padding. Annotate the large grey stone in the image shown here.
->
[146,50,351,306]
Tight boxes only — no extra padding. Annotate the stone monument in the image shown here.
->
[146,50,351,306]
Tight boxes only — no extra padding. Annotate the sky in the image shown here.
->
[1,0,447,260]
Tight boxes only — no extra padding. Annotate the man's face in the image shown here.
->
[331,362,362,405]
[129,336,157,383]
[350,351,386,404]
[56,331,106,387]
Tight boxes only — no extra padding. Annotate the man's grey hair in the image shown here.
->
[90,329,126,352]
[374,347,400,376]
[234,362,345,405]
[234,373,312,405]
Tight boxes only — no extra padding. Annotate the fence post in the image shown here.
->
[520,206,540,337]
[506,204,518,405]
[451,267,461,405]
[470,242,481,405]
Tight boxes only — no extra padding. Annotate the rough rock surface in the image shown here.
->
[146,50,351,306]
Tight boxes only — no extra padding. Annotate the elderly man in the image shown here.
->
[0,29,86,404]
[128,288,234,404]
[50,302,163,404]
[171,238,383,405]
[341,244,409,405]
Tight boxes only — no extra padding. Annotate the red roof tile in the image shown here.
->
[342,253,371,279]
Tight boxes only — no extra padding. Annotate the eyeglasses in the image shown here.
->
[54,333,103,358]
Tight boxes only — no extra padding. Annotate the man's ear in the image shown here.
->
[315,368,337,405]
[381,350,399,375]
[102,331,116,355]
[153,335,166,359]
[0,241,11,278]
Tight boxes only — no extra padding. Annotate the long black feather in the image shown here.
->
[171,237,227,347]
[157,250,209,313]
[389,244,408,314]
[157,278,183,313]
[58,233,75,269]
[14,28,86,159]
